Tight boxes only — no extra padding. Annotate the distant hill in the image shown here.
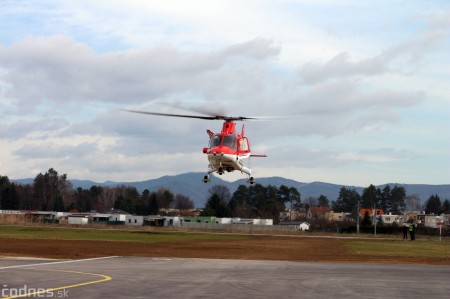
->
[12,173,450,208]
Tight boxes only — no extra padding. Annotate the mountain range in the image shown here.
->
[13,172,450,208]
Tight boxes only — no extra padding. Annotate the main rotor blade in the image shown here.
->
[123,109,217,120]
[123,109,258,121]
[163,101,227,118]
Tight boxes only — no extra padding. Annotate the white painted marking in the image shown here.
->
[0,256,58,261]
[152,258,172,261]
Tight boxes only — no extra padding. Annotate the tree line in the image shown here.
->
[0,168,303,222]
[0,168,194,214]
[199,183,449,224]
[200,184,301,224]
[1,169,448,219]
[331,184,450,216]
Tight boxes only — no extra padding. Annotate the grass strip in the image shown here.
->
[0,225,247,244]
[346,239,450,258]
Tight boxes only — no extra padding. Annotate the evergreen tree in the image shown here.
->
[379,185,391,213]
[332,187,360,213]
[442,199,450,214]
[201,193,231,217]
[74,187,92,212]
[16,183,34,210]
[425,195,442,214]
[0,177,20,210]
[277,185,301,211]
[0,175,10,209]
[134,196,147,216]
[113,187,138,214]
[260,185,285,223]
[33,168,69,211]
[228,185,251,217]
[361,184,377,208]
[389,185,406,214]
[155,189,174,210]
[289,187,301,209]
[52,196,65,211]
[149,192,160,215]
[88,185,103,212]
[114,195,126,211]
[317,195,329,207]
[361,210,372,226]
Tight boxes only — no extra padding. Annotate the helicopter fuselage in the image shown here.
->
[203,121,252,176]
[206,148,251,175]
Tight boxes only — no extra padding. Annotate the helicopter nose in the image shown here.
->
[208,146,231,155]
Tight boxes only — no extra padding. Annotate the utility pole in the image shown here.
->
[356,200,360,234]
[373,203,377,237]
[290,198,293,221]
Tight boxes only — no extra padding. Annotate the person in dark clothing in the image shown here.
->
[409,223,416,240]
[402,224,408,240]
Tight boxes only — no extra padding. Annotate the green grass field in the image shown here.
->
[0,225,247,244]
[1,225,449,262]
[346,239,450,258]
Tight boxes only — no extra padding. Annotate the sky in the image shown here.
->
[0,0,449,186]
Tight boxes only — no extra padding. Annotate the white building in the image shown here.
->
[216,218,233,224]
[423,215,445,228]
[165,216,183,227]
[108,209,129,222]
[380,214,401,225]
[91,213,112,223]
[219,218,273,225]
[279,221,311,231]
[52,212,72,219]
[125,215,144,226]
[67,214,90,225]
[253,219,273,225]
[298,222,311,231]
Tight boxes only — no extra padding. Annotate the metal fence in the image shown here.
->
[182,222,303,232]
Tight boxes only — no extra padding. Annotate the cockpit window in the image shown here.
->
[210,135,222,147]
[239,138,249,151]
[209,134,238,151]
[222,135,237,151]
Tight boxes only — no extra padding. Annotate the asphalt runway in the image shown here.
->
[1,256,449,299]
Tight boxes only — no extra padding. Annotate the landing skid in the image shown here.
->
[203,174,254,184]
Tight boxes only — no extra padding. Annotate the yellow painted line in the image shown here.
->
[2,268,112,299]
[0,255,120,270]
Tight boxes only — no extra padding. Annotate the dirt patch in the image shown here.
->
[1,236,449,265]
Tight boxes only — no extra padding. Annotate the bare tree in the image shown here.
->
[304,196,318,208]
[405,194,421,212]
[173,194,194,214]
[96,187,117,212]
[208,185,231,203]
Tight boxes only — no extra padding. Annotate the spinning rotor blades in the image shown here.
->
[123,109,258,121]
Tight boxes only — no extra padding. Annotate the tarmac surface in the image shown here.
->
[1,256,450,299]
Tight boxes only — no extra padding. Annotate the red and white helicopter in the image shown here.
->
[123,109,267,184]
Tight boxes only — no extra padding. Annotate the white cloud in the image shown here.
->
[0,1,448,185]
[0,36,280,109]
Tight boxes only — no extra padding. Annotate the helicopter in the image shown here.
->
[123,109,267,184]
